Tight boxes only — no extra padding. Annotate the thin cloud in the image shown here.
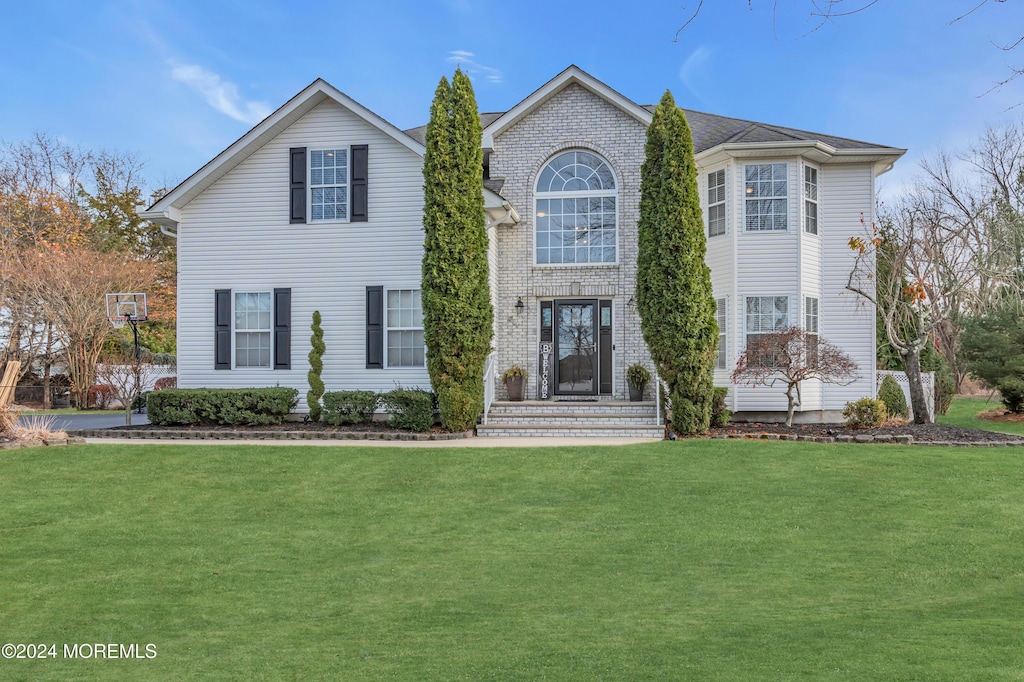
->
[678,46,715,105]
[446,51,503,84]
[169,63,272,125]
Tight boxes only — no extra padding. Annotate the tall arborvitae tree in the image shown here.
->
[636,90,718,435]
[421,69,493,431]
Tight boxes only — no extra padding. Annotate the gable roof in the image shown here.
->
[480,65,654,148]
[142,78,425,225]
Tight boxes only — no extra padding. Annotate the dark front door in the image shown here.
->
[554,300,597,395]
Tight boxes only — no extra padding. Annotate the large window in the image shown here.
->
[235,292,272,368]
[744,163,788,232]
[310,149,348,221]
[745,295,790,344]
[536,150,617,264]
[716,297,728,369]
[708,169,726,237]
[386,289,424,368]
[804,166,818,234]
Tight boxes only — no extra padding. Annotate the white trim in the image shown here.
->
[482,65,653,148]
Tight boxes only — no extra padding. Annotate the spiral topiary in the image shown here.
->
[307,310,325,422]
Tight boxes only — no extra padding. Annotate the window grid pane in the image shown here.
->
[386,289,424,367]
[234,292,272,368]
[310,148,348,222]
[716,297,727,370]
[804,166,818,234]
[745,163,788,232]
[708,170,726,237]
[805,297,819,333]
[536,151,617,264]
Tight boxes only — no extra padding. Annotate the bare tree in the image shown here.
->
[675,1,1021,99]
[732,326,858,426]
[96,352,161,427]
[14,246,158,408]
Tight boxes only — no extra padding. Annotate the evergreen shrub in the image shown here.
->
[381,388,436,432]
[710,387,730,428]
[147,388,298,426]
[307,311,325,422]
[322,390,379,425]
[842,397,887,428]
[878,375,908,419]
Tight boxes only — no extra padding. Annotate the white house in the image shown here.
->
[141,66,904,432]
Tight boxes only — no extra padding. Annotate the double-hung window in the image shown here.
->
[235,292,272,368]
[386,289,424,368]
[805,296,820,362]
[707,169,726,237]
[744,163,788,232]
[804,166,818,235]
[715,297,728,369]
[310,149,348,221]
[745,295,789,342]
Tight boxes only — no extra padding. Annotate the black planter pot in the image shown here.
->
[505,376,526,401]
[628,382,645,402]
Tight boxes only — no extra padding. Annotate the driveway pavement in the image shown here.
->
[18,411,150,431]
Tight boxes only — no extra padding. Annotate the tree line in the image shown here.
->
[0,133,174,408]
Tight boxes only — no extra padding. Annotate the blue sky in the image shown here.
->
[3,1,1022,199]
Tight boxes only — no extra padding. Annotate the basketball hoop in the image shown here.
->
[105,293,149,362]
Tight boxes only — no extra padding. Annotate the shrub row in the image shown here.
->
[320,388,437,432]
[147,388,298,426]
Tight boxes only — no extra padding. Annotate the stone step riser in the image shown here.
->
[477,427,665,438]
[489,405,656,416]
[485,417,659,426]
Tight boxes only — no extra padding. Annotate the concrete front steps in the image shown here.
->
[477,400,664,438]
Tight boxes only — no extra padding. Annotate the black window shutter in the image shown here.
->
[366,286,383,369]
[351,145,368,222]
[273,288,291,370]
[215,289,231,370]
[290,147,306,224]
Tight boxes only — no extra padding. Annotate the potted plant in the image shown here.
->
[502,365,528,401]
[627,363,651,402]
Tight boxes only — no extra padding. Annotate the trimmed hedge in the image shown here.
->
[147,388,298,426]
[381,388,436,432]
[322,390,379,425]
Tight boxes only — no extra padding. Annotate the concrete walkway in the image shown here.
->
[83,436,660,448]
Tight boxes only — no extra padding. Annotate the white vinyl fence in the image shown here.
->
[876,370,935,422]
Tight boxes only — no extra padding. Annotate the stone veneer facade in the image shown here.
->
[488,84,652,400]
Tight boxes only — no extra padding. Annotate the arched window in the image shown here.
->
[535,150,617,264]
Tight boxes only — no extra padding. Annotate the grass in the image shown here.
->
[939,395,1024,436]
[2,440,1024,680]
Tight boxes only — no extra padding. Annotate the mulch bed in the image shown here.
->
[709,421,1024,444]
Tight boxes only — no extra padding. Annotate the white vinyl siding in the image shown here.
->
[175,99,429,408]
[745,163,788,232]
[707,169,726,237]
[386,289,424,368]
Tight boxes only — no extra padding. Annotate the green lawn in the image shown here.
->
[939,396,1024,436]
[2,440,1024,680]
